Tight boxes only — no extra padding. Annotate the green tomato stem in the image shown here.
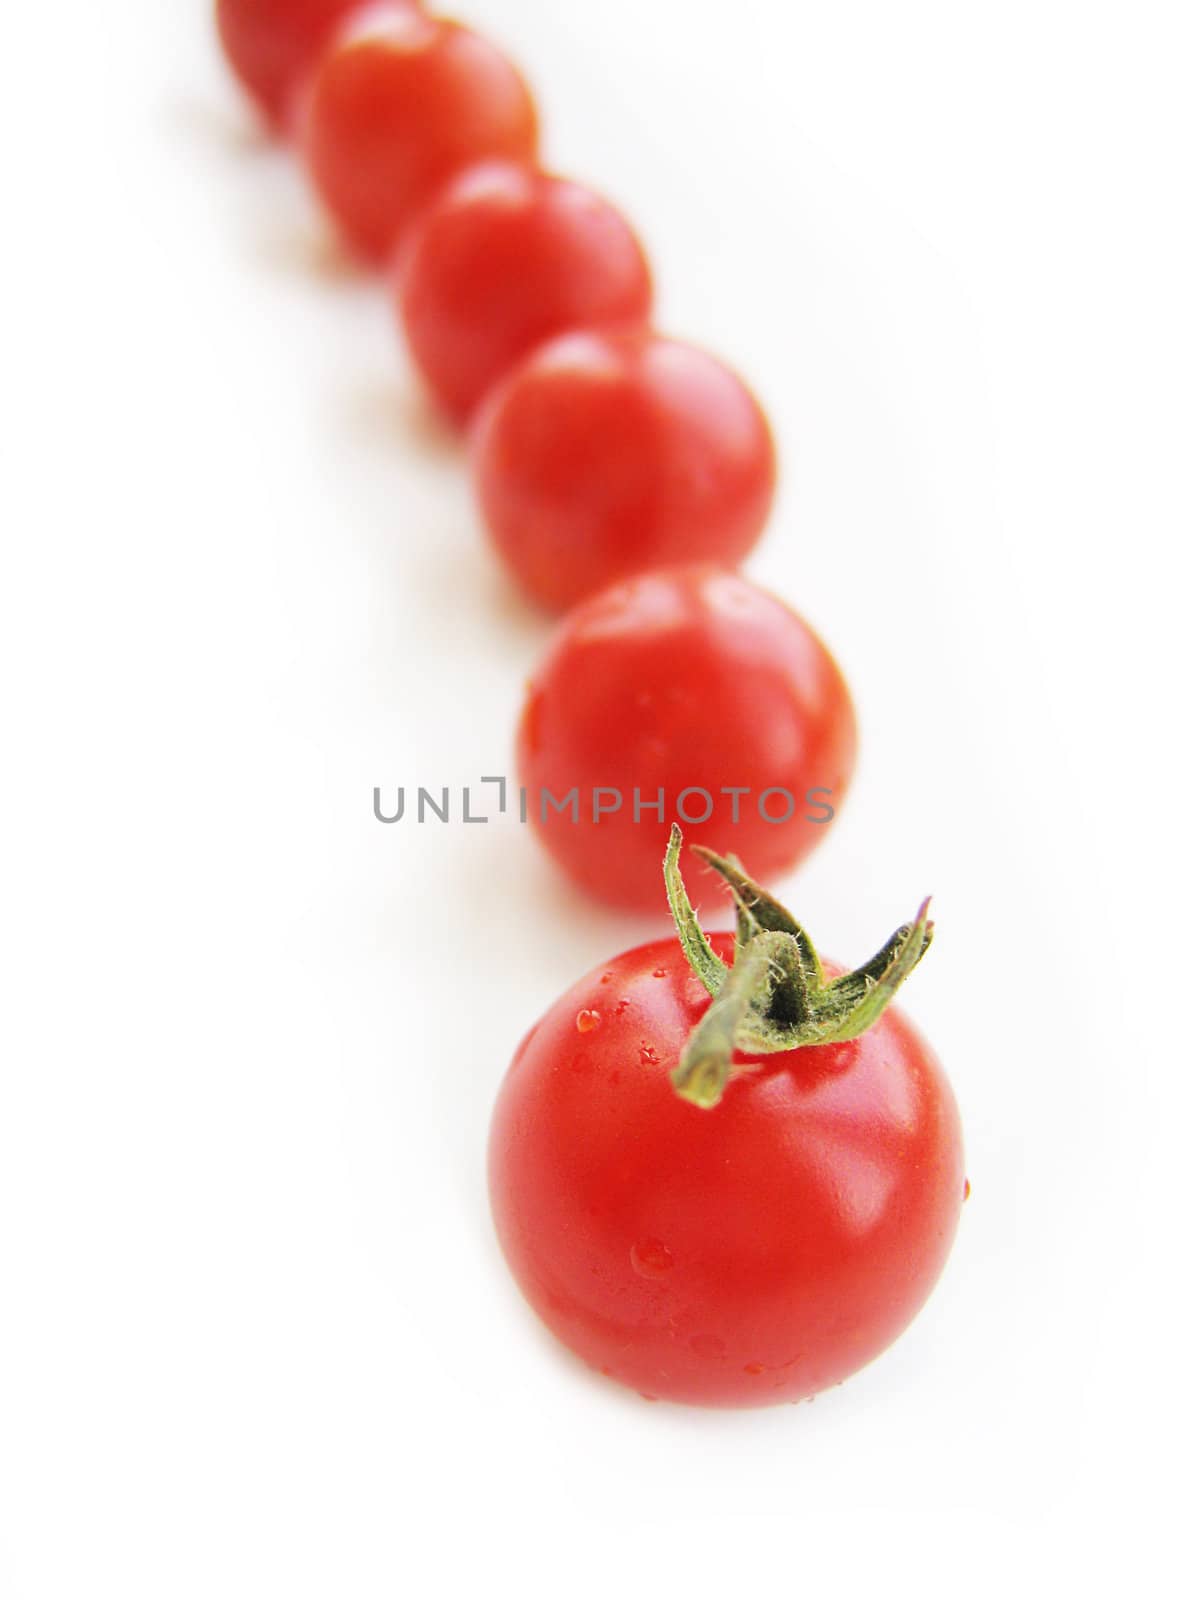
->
[663,825,934,1108]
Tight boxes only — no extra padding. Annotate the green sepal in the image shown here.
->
[665,830,934,1108]
[691,845,825,989]
[663,824,728,999]
[672,933,786,1108]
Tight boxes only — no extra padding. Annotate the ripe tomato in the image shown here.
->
[215,0,412,130]
[516,566,856,911]
[397,162,654,425]
[489,840,964,1408]
[299,10,539,262]
[472,328,776,611]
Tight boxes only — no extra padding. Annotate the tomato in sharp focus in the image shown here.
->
[299,10,539,262]
[397,163,654,426]
[489,892,964,1408]
[472,328,776,611]
[516,566,857,912]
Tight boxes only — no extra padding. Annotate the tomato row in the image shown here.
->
[216,0,964,1410]
[218,0,849,900]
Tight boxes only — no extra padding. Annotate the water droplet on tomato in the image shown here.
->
[576,1009,601,1034]
[639,1043,660,1066]
[630,1238,674,1278]
[652,967,667,978]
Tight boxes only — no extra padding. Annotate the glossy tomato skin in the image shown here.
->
[299,10,539,262]
[489,935,964,1408]
[216,0,399,129]
[398,163,654,426]
[516,566,857,911]
[473,328,776,611]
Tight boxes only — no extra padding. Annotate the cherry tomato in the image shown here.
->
[516,566,856,911]
[298,9,539,262]
[397,163,654,425]
[215,0,413,130]
[489,888,964,1407]
[472,328,777,611]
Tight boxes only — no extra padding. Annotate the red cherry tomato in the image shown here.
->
[397,162,654,426]
[516,566,857,911]
[215,0,414,129]
[472,328,777,611]
[489,930,964,1407]
[298,9,539,262]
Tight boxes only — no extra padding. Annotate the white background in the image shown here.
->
[1,2,1196,1594]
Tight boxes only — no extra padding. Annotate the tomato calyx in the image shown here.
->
[663,825,934,1108]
